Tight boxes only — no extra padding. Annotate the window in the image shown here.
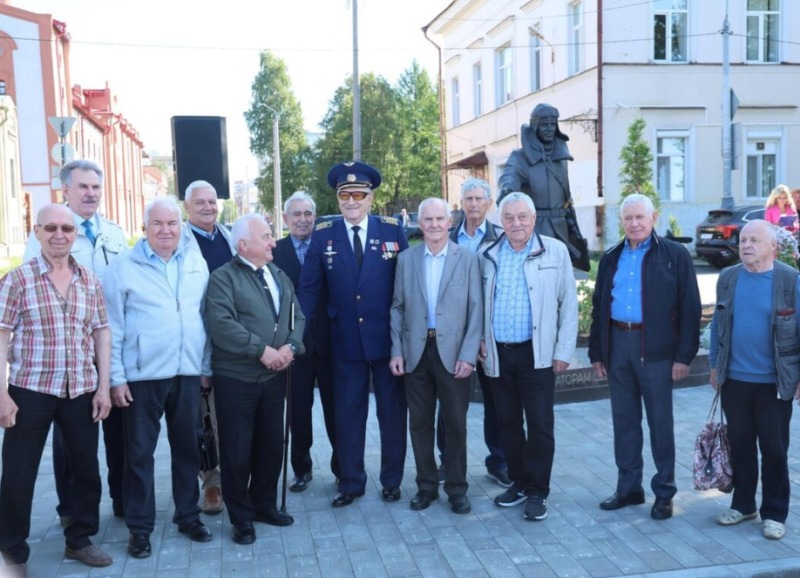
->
[472,63,482,117]
[495,45,513,106]
[530,29,542,92]
[656,132,687,201]
[653,0,687,62]
[0,80,5,95]
[569,2,583,75]
[451,77,460,127]
[747,0,780,62]
[745,139,778,197]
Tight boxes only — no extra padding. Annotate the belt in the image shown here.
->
[611,319,643,331]
[496,340,532,349]
[427,329,436,339]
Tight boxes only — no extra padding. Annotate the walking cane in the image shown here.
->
[280,302,294,514]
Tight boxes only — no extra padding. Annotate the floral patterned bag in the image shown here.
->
[692,390,733,493]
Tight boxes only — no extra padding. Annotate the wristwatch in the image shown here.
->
[287,343,297,354]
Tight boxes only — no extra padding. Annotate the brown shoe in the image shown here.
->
[201,486,223,515]
[64,544,113,568]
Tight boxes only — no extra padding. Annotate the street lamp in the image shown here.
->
[264,104,282,237]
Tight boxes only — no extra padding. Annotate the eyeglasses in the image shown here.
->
[337,191,370,202]
[40,224,77,233]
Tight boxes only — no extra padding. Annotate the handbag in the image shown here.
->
[692,389,733,493]
[198,390,219,472]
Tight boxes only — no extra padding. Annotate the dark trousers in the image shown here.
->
[607,327,676,498]
[332,358,407,494]
[436,364,506,470]
[491,345,555,498]
[122,376,201,534]
[405,337,470,496]
[289,351,339,478]
[53,404,124,517]
[721,378,793,523]
[0,387,101,564]
[214,374,285,527]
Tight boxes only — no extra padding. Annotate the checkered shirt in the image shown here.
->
[492,236,534,343]
[0,256,108,397]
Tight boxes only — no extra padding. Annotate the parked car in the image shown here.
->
[392,212,422,241]
[695,205,765,268]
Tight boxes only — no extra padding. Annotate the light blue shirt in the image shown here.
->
[610,236,651,323]
[424,242,448,329]
[492,235,535,343]
[291,235,310,265]
[143,241,181,297]
[189,222,218,241]
[456,220,487,253]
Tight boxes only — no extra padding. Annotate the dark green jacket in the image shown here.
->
[205,256,305,383]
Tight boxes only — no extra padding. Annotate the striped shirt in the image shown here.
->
[0,256,108,398]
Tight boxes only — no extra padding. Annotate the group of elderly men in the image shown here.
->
[6,152,792,575]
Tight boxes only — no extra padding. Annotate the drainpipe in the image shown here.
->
[596,0,605,241]
[422,25,448,200]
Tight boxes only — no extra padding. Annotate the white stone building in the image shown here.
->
[424,0,800,250]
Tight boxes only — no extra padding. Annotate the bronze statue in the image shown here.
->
[498,103,589,270]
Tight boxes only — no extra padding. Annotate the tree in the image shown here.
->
[394,61,441,208]
[312,73,401,215]
[311,64,441,216]
[244,51,313,213]
[618,118,660,212]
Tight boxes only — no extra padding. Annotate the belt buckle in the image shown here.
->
[623,321,632,330]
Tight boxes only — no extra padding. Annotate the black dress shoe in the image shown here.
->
[651,497,673,520]
[255,508,294,527]
[599,490,646,511]
[289,472,313,493]
[410,491,438,511]
[382,487,401,502]
[449,494,472,514]
[128,533,151,558]
[178,519,213,542]
[232,524,256,545]
[332,490,365,508]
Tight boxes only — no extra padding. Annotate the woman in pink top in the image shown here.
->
[764,184,797,230]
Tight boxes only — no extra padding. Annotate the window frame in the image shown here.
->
[569,1,583,76]
[495,44,514,107]
[472,63,482,118]
[653,0,688,63]
[529,28,542,92]
[746,0,780,63]
[655,129,690,203]
[451,76,460,128]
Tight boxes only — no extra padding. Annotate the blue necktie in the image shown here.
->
[83,220,97,246]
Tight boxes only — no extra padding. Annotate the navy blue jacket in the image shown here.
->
[273,235,330,358]
[297,215,408,362]
[588,232,701,367]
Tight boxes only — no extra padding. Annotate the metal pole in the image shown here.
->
[721,5,733,209]
[352,0,361,160]
[272,114,283,238]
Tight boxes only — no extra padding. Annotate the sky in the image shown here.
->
[18,0,444,184]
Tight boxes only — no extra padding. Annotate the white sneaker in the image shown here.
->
[763,519,786,540]
[716,508,758,526]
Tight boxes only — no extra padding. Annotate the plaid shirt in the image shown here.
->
[0,256,108,398]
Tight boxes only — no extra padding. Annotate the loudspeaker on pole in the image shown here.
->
[171,116,230,200]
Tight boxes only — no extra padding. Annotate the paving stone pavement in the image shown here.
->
[3,384,800,578]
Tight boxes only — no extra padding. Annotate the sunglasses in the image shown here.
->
[40,224,77,233]
[337,191,370,201]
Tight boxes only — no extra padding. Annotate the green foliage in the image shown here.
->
[244,51,313,212]
[310,63,441,216]
[619,118,660,212]
[576,260,599,335]
[668,215,681,237]
[220,199,238,225]
[0,256,21,276]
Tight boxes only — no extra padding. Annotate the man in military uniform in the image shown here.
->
[297,161,408,508]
